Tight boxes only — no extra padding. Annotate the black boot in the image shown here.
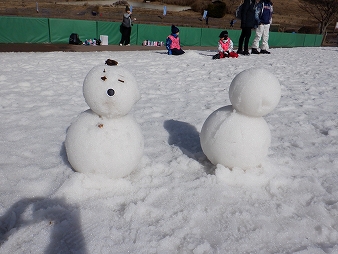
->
[212,53,220,60]
[251,48,260,54]
[260,49,271,54]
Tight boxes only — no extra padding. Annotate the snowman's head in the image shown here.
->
[83,63,140,118]
[229,68,281,117]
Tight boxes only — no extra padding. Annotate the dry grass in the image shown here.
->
[0,0,320,33]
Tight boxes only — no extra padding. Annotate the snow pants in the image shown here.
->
[252,24,270,50]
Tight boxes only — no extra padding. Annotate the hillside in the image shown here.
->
[0,0,318,33]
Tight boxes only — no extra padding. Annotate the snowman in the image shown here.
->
[65,59,144,178]
[200,68,281,169]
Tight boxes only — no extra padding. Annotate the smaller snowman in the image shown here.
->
[200,68,281,169]
[65,59,144,178]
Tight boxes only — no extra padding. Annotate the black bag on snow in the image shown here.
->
[212,53,220,60]
[69,33,82,45]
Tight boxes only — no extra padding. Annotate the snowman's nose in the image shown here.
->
[107,89,115,96]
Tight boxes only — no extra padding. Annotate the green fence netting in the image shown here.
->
[137,24,169,45]
[49,18,97,44]
[97,21,121,45]
[180,26,202,46]
[0,16,49,43]
[0,16,323,47]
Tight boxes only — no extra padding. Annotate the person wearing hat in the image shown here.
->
[119,6,133,46]
[213,30,238,59]
[166,25,185,55]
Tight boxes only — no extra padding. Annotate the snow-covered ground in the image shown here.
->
[0,47,337,253]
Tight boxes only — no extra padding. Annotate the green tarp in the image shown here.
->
[179,26,202,46]
[136,24,168,45]
[97,21,120,45]
[49,18,97,44]
[0,16,49,43]
[0,16,323,47]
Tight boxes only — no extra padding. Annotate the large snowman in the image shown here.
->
[200,68,281,169]
[65,59,144,178]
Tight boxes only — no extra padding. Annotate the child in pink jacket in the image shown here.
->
[213,30,239,59]
[166,25,185,55]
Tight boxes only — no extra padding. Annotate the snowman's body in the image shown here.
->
[65,62,144,178]
[200,68,281,169]
[200,106,271,169]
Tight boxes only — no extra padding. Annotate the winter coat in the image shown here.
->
[240,0,257,29]
[218,38,234,53]
[167,34,181,50]
[122,13,132,27]
[255,0,273,25]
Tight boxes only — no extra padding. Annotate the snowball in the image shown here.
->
[65,110,144,178]
[229,68,281,117]
[200,106,271,168]
[83,65,140,118]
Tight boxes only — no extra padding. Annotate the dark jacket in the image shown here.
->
[122,12,132,28]
[240,0,257,29]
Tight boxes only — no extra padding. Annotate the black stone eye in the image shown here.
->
[107,89,115,96]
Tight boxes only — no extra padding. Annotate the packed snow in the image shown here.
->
[0,47,338,253]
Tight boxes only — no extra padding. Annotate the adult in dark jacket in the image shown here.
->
[119,6,133,46]
[237,0,257,55]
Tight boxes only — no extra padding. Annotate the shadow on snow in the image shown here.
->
[0,197,87,253]
[163,119,215,174]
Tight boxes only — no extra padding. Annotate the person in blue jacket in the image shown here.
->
[251,0,273,54]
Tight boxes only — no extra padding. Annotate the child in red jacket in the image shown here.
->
[213,31,239,59]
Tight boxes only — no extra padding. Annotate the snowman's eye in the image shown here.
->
[107,89,115,96]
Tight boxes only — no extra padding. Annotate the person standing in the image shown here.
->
[251,0,273,54]
[237,0,257,55]
[119,6,133,46]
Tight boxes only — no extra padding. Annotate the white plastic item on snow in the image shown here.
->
[65,59,144,178]
[200,68,281,169]
[100,35,108,45]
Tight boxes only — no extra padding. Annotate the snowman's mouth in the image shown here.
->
[107,89,115,96]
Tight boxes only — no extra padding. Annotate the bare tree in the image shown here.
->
[299,0,338,34]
